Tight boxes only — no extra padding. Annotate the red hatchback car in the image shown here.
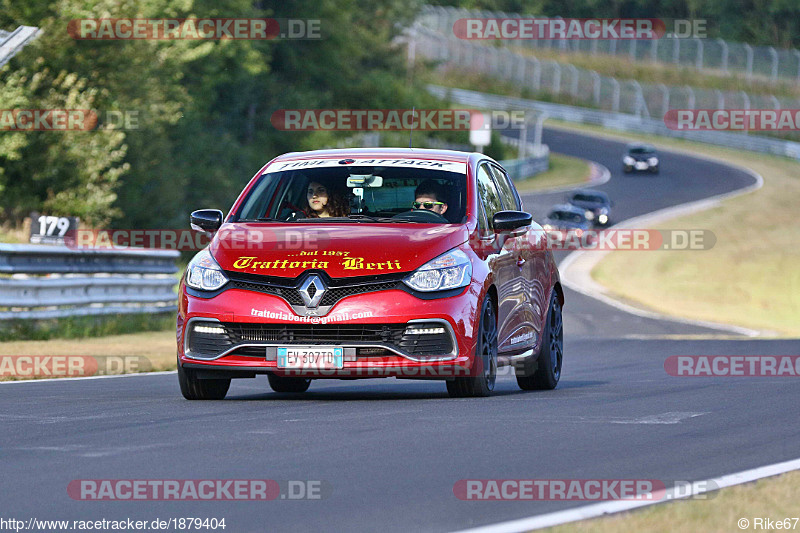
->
[177,148,563,399]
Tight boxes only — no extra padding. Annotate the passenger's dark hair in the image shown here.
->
[305,177,350,218]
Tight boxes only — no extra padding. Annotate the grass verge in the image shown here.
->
[0,312,175,341]
[543,470,800,533]
[0,329,176,381]
[513,152,591,192]
[538,120,800,337]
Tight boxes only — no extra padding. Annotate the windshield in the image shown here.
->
[572,193,602,204]
[549,210,586,223]
[628,145,655,155]
[235,163,467,224]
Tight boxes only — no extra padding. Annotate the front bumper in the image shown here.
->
[177,284,480,379]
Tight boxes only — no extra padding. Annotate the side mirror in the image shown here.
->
[190,209,223,233]
[493,210,532,234]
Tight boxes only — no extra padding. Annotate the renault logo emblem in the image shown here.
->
[298,275,326,308]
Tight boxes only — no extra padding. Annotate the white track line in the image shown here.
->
[558,143,766,337]
[453,457,800,533]
[0,370,177,384]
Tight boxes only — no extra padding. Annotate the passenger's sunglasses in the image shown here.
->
[412,201,444,209]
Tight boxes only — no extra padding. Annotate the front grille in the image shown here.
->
[229,280,304,305]
[224,323,405,344]
[318,282,400,306]
[186,321,454,358]
[225,271,404,309]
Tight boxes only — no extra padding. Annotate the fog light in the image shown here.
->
[405,326,446,335]
[194,324,225,335]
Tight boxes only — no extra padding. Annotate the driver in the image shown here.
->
[413,180,448,217]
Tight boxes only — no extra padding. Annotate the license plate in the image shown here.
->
[635,162,648,170]
[276,346,344,369]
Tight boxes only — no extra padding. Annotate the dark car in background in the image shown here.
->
[541,204,594,244]
[622,143,659,174]
[566,189,612,227]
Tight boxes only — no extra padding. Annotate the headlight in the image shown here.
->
[598,214,608,224]
[623,156,635,165]
[584,210,595,220]
[186,249,228,291]
[648,157,659,165]
[404,248,472,292]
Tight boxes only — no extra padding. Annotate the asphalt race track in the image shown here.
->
[2,128,798,532]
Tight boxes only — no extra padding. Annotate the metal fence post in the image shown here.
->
[530,57,541,91]
[551,62,561,95]
[611,77,620,112]
[769,47,778,82]
[745,44,753,81]
[795,49,800,82]
[684,86,695,109]
[591,71,601,106]
[695,38,704,69]
[534,113,548,156]
[741,91,750,134]
[660,84,670,117]
[718,38,728,73]
[567,64,579,98]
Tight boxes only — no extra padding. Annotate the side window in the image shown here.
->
[489,164,520,211]
[476,164,503,231]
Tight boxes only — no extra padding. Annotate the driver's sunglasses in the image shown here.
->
[412,201,444,210]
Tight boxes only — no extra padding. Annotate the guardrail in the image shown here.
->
[0,244,180,319]
[428,85,800,160]
[0,26,41,68]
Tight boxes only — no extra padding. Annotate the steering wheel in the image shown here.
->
[392,209,448,223]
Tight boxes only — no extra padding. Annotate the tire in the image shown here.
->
[178,358,231,400]
[447,296,498,398]
[651,167,660,175]
[268,373,312,393]
[517,290,563,390]
[623,166,632,173]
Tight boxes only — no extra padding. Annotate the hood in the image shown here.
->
[210,223,469,279]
